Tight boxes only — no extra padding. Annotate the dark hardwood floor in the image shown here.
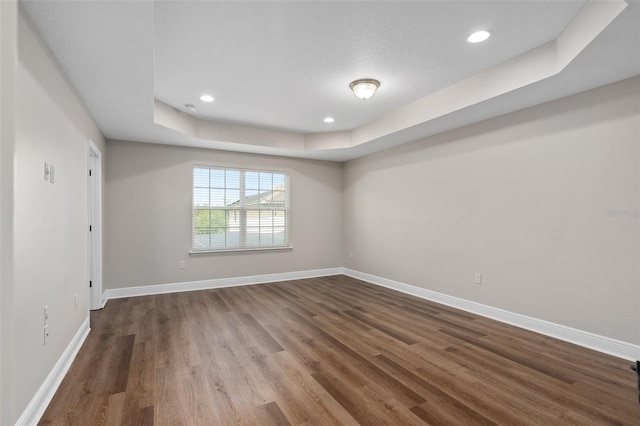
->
[40,275,640,425]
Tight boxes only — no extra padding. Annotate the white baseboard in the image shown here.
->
[16,317,90,426]
[102,267,343,302]
[20,269,635,426]
[101,266,639,361]
[343,268,640,361]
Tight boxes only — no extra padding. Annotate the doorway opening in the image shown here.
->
[88,139,102,310]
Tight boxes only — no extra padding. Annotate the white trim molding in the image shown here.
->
[17,317,90,426]
[101,267,639,361]
[343,268,640,361]
[87,138,103,311]
[20,269,636,425]
[102,268,343,302]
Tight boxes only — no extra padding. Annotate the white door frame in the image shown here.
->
[88,138,103,310]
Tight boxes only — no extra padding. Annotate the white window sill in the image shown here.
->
[189,246,293,255]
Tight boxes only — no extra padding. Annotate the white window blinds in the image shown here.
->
[192,166,290,251]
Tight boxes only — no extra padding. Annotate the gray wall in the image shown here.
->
[1,6,106,423]
[0,2,18,424]
[104,141,343,289]
[344,76,640,345]
[3,4,638,422]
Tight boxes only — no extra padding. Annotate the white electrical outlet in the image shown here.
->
[179,260,185,269]
[50,164,55,183]
[74,294,78,309]
[474,272,482,285]
[44,163,50,181]
[349,251,353,258]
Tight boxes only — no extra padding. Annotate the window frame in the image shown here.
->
[190,165,292,254]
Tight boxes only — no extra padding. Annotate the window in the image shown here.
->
[192,166,290,252]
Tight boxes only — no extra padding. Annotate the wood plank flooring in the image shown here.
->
[40,275,640,425]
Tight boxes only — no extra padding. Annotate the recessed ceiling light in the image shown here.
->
[323,117,335,123]
[184,104,196,112]
[199,94,215,102]
[467,30,491,43]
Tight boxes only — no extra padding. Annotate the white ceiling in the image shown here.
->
[20,0,640,162]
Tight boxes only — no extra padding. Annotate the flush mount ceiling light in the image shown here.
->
[349,78,380,100]
[323,117,335,123]
[467,30,491,43]
[199,94,215,102]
